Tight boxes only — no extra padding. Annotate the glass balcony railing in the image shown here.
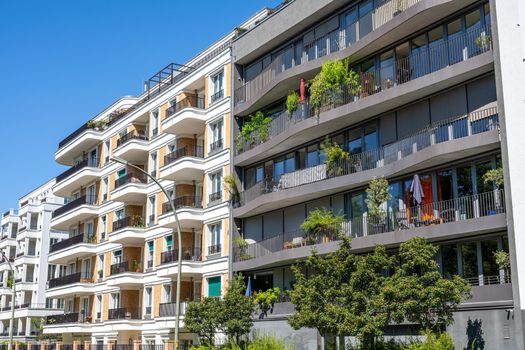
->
[239,107,498,206]
[235,25,492,154]
[234,189,505,262]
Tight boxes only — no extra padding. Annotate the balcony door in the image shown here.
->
[111,292,120,309]
[80,297,89,321]
[89,148,98,167]
[86,184,96,204]
[82,259,91,279]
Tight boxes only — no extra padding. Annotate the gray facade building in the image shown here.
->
[230,0,525,348]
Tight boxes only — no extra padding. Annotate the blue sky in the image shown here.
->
[0,0,281,210]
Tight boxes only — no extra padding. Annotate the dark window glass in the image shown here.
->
[476,161,493,194]
[481,239,499,277]
[438,169,454,201]
[461,242,478,280]
[441,244,459,278]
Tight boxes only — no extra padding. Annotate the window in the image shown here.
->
[208,222,221,255]
[96,295,102,319]
[165,235,173,252]
[210,71,224,103]
[98,254,104,278]
[102,177,108,202]
[208,276,222,297]
[145,287,153,310]
[85,221,94,238]
[163,284,172,303]
[111,292,120,309]
[104,140,110,164]
[113,250,122,264]
[210,119,223,153]
[150,153,158,178]
[148,196,156,225]
[151,110,159,137]
[115,208,125,222]
[209,171,222,203]
[100,216,107,241]
[147,241,154,267]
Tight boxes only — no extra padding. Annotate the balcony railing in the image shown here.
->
[48,271,90,289]
[158,302,190,317]
[108,307,140,320]
[160,248,202,265]
[56,158,100,183]
[166,95,205,118]
[46,312,79,324]
[164,145,204,165]
[161,196,203,214]
[209,139,223,153]
[114,173,148,189]
[50,233,95,253]
[208,191,222,203]
[239,107,499,205]
[235,25,492,154]
[466,273,512,286]
[234,189,505,262]
[110,260,141,275]
[52,195,97,219]
[116,130,149,148]
[210,89,224,104]
[207,244,221,256]
[112,216,146,231]
[234,0,423,106]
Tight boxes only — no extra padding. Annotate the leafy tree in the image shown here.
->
[185,298,224,345]
[365,177,391,219]
[383,237,471,332]
[221,273,255,344]
[254,287,281,319]
[482,167,504,188]
[288,238,393,349]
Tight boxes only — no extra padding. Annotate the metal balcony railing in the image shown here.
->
[48,272,91,289]
[108,307,140,320]
[110,260,142,275]
[52,195,97,218]
[233,189,505,262]
[50,233,95,253]
[112,216,146,231]
[114,173,147,189]
[208,191,222,203]
[239,107,499,205]
[465,274,512,286]
[116,130,149,148]
[209,139,223,153]
[234,0,423,106]
[166,95,205,118]
[56,158,100,183]
[46,312,79,324]
[164,145,204,165]
[235,25,493,154]
[207,244,221,255]
[210,89,224,104]
[160,248,202,265]
[158,301,190,317]
[161,196,203,215]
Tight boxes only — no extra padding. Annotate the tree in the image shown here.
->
[288,238,393,349]
[221,273,255,344]
[383,237,471,332]
[185,298,224,346]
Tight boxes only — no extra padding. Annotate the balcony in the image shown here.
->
[113,131,149,163]
[208,191,222,205]
[158,302,190,317]
[163,95,206,135]
[160,248,202,265]
[233,189,506,269]
[48,271,91,289]
[158,196,204,230]
[210,89,225,104]
[111,174,148,203]
[54,158,100,197]
[108,307,141,320]
[109,216,147,245]
[46,312,79,324]
[236,108,499,216]
[235,25,493,164]
[48,233,97,264]
[209,139,224,155]
[110,260,142,276]
[207,244,221,256]
[160,146,205,181]
[51,195,98,230]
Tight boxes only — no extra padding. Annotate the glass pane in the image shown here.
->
[428,26,446,71]
[411,34,428,78]
[307,144,319,167]
[347,128,362,154]
[448,19,464,64]
[437,169,454,201]
[481,239,499,277]
[359,0,374,38]
[484,3,491,27]
[441,244,458,278]
[476,161,493,194]
[345,7,358,46]
[363,124,378,150]
[350,193,365,237]
[457,166,473,196]
[256,166,264,183]
[284,153,296,173]
[274,158,285,179]
[465,9,481,31]
[245,168,255,189]
[461,242,478,280]
[297,148,306,169]
[380,50,395,89]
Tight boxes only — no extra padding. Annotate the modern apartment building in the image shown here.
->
[0,179,65,343]
[230,0,525,349]
[42,10,268,347]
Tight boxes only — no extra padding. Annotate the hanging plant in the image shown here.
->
[321,136,349,177]
[286,90,300,119]
[235,111,272,151]
[365,177,391,220]
[301,208,344,244]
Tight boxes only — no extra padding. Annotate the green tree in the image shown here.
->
[288,238,393,349]
[383,237,471,332]
[221,273,255,344]
[185,298,224,346]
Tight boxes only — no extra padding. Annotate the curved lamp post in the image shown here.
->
[1,251,16,350]
[111,156,183,349]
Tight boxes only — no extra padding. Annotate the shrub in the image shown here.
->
[482,167,504,188]
[321,136,349,176]
[286,91,300,118]
[407,331,454,350]
[236,111,272,151]
[301,208,344,243]
[254,287,281,319]
[247,334,293,350]
[365,177,391,219]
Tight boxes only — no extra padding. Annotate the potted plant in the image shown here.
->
[233,236,251,261]
[365,177,391,234]
[131,260,141,273]
[301,208,344,244]
[321,136,349,177]
[131,215,145,228]
[234,27,247,38]
[224,175,241,206]
[254,287,281,319]
[286,90,300,119]
[235,111,272,151]
[483,167,504,188]
[494,250,510,282]
[475,34,492,51]
[86,120,96,129]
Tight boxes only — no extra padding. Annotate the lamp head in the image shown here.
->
[110,156,128,166]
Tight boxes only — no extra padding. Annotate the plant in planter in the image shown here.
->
[234,27,247,38]
[131,215,145,228]
[475,34,492,51]
[86,234,96,243]
[321,136,349,177]
[233,236,251,261]
[494,250,511,279]
[6,272,13,288]
[235,111,272,151]
[286,90,300,119]
[309,59,361,116]
[483,167,504,188]
[254,287,281,319]
[301,208,344,244]
[365,177,391,233]
[131,260,141,272]
[86,120,97,129]
[224,175,241,205]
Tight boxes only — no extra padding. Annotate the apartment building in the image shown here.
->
[42,10,269,347]
[0,179,65,343]
[230,0,525,348]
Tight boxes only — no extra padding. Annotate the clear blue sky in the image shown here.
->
[0,0,281,210]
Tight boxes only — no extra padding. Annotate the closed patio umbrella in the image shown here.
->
[245,276,252,297]
[410,174,424,205]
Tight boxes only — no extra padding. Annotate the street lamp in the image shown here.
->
[1,251,16,350]
[111,156,184,349]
